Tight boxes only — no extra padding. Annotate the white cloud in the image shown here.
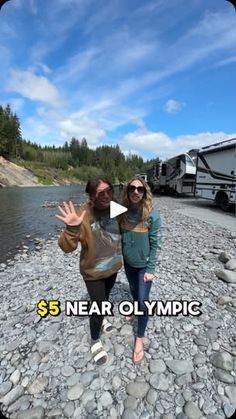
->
[123,148,141,157]
[20,105,236,161]
[20,106,142,148]
[173,132,236,154]
[58,117,105,147]
[119,128,173,160]
[7,70,63,105]
[164,99,185,114]
[35,62,52,75]
[21,108,106,147]
[84,1,121,35]
[37,107,63,121]
[214,55,236,68]
[56,47,101,84]
[110,36,158,71]
[119,127,236,160]
[63,93,146,132]
[170,11,236,72]
[22,117,54,144]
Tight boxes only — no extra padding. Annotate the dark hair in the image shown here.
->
[85,176,113,196]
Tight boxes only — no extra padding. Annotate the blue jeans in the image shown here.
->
[124,260,152,337]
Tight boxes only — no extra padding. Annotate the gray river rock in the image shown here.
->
[215,269,236,284]
[225,258,236,271]
[0,196,236,418]
[210,353,233,371]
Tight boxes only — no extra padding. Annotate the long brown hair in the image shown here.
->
[120,176,153,223]
[85,176,113,198]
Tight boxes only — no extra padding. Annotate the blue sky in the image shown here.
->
[0,0,236,160]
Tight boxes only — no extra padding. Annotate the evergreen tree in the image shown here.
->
[0,104,22,157]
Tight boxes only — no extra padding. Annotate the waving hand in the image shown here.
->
[56,201,86,226]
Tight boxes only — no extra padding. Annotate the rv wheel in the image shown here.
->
[219,194,231,212]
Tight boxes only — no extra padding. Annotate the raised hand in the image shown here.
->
[56,201,86,226]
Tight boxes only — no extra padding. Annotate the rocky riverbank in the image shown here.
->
[0,197,236,419]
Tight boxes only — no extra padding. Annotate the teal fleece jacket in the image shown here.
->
[121,207,161,273]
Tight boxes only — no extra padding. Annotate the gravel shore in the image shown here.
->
[0,197,236,419]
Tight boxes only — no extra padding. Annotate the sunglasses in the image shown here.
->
[127,185,146,194]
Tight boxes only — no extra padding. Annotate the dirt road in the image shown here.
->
[155,196,236,232]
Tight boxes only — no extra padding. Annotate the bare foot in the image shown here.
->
[133,337,144,364]
[125,315,135,321]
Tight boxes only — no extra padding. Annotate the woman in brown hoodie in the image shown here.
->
[56,176,122,366]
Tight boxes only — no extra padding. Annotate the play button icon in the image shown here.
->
[110,201,127,218]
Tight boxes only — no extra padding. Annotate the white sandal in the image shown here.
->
[102,318,113,334]
[91,341,109,366]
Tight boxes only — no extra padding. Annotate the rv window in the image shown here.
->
[185,155,195,166]
[161,164,166,176]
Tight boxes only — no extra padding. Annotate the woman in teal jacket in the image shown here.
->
[120,176,161,364]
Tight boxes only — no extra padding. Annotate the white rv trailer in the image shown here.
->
[195,137,236,211]
[135,173,148,182]
[147,153,196,194]
[165,153,196,194]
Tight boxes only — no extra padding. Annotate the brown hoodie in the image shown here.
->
[58,202,122,280]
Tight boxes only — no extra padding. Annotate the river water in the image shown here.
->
[0,185,86,263]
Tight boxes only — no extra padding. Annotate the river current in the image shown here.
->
[0,185,86,263]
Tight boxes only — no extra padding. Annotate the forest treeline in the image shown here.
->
[0,104,158,183]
